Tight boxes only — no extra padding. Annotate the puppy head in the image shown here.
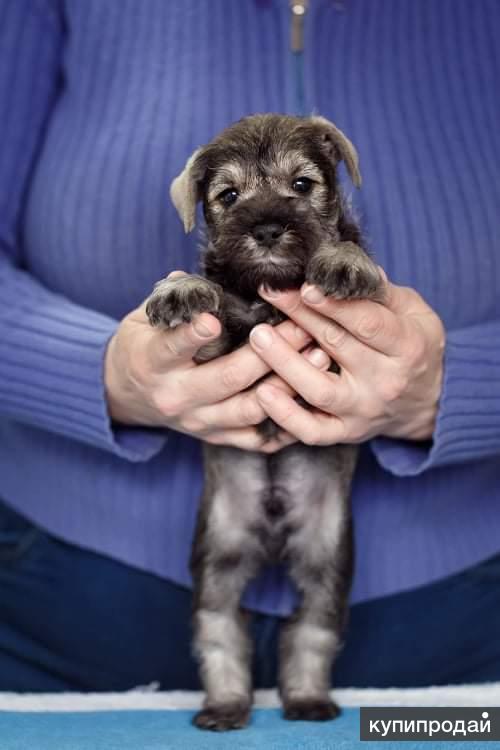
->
[171,114,361,298]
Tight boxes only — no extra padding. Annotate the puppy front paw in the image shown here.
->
[307,244,383,301]
[146,274,222,328]
[193,700,251,732]
[283,697,341,722]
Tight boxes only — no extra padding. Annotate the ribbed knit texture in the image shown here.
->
[0,0,499,613]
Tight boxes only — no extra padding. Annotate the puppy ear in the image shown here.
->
[310,116,362,188]
[170,148,205,233]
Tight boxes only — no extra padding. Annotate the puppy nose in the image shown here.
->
[252,223,285,247]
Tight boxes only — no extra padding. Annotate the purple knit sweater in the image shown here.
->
[0,0,499,614]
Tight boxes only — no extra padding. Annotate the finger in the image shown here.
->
[262,345,331,393]
[147,312,222,367]
[249,324,354,415]
[375,266,425,316]
[260,289,373,373]
[260,286,408,358]
[255,384,345,445]
[301,287,407,357]
[258,432,298,453]
[182,320,311,407]
[192,346,331,431]
[204,426,297,453]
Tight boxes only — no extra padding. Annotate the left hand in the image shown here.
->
[248,270,446,446]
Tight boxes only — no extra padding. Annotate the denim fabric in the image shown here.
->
[1,499,500,692]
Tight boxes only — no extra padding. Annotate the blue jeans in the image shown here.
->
[1,498,500,691]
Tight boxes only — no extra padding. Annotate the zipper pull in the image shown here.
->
[290,0,309,53]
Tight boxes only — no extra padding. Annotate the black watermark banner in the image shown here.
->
[360,707,500,741]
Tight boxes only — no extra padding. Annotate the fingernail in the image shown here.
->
[307,348,330,368]
[193,317,215,337]
[259,285,281,299]
[250,325,273,349]
[302,285,325,304]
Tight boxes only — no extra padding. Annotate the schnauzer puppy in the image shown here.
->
[146,114,382,731]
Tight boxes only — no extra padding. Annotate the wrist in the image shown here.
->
[104,334,131,424]
[382,375,443,442]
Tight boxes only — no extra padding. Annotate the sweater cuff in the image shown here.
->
[371,322,500,476]
[0,265,168,462]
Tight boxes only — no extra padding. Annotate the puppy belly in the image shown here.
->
[260,443,355,565]
[200,442,356,569]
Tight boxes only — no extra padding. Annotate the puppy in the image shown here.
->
[146,114,382,731]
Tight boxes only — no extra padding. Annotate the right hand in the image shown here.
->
[104,300,331,453]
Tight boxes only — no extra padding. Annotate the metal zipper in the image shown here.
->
[289,0,309,114]
[290,0,309,52]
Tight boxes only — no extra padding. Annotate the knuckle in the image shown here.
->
[311,387,335,411]
[358,401,381,423]
[221,364,248,392]
[152,391,183,419]
[240,396,264,426]
[276,293,302,316]
[275,402,296,428]
[301,426,322,446]
[167,327,201,359]
[404,335,426,367]
[285,322,311,349]
[379,373,408,403]
[358,397,381,421]
[323,321,348,349]
[357,313,383,340]
[179,414,205,434]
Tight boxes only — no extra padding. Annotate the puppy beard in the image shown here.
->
[203,204,325,299]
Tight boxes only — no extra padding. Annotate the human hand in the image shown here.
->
[248,270,446,446]
[104,294,331,452]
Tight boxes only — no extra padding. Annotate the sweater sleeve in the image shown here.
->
[0,0,167,462]
[371,320,500,476]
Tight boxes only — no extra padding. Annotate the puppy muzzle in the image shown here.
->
[209,199,324,296]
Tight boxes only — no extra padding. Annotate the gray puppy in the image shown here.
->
[146,114,382,731]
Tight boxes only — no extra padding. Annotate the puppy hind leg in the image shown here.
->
[279,573,344,721]
[279,502,353,724]
[192,557,258,731]
[269,444,354,720]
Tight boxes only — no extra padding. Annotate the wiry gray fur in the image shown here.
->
[146,114,382,731]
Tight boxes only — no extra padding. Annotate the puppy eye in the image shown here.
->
[218,188,239,207]
[292,177,313,194]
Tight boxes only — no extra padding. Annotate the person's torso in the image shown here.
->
[6,0,500,610]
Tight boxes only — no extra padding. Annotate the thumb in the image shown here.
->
[147,311,221,367]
